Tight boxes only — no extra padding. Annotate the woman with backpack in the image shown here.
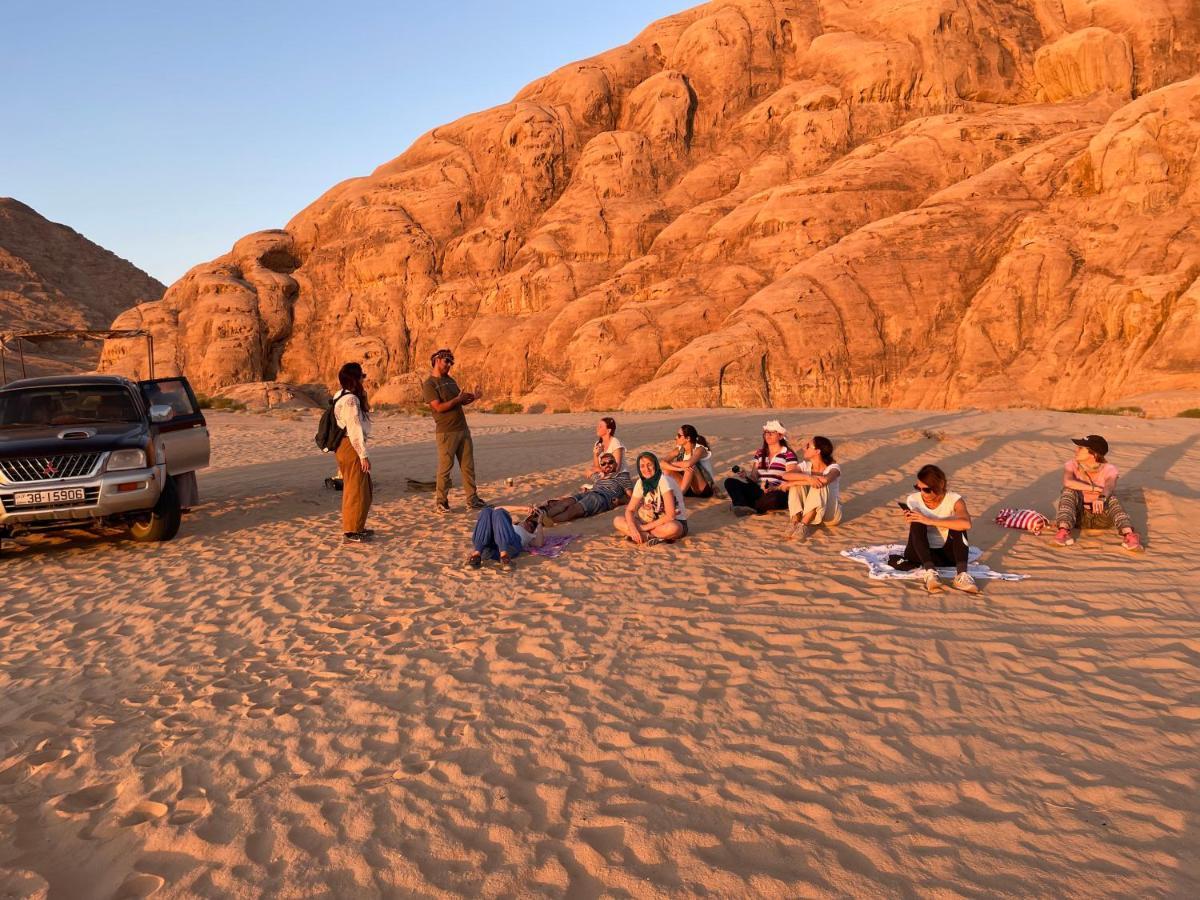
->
[332,362,373,543]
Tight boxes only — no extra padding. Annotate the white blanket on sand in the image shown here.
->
[840,543,1027,582]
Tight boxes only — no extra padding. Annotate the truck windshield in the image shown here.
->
[0,386,141,426]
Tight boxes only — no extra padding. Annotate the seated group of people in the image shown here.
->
[468,418,1145,586]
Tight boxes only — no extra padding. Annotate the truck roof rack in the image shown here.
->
[0,329,154,385]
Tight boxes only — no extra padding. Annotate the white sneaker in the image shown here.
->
[953,572,980,594]
[923,570,944,593]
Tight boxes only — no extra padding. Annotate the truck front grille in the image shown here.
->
[0,452,104,484]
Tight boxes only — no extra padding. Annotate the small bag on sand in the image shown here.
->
[995,507,1049,533]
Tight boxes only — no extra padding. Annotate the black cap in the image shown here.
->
[430,348,455,366]
[1072,434,1109,456]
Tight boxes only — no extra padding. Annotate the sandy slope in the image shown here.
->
[1,408,1197,898]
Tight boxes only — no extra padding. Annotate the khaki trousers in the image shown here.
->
[435,429,477,504]
[336,438,372,533]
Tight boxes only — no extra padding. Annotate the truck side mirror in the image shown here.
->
[149,404,175,423]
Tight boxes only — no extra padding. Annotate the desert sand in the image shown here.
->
[1,407,1197,898]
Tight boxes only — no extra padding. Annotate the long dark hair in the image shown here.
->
[338,362,369,415]
[758,434,788,460]
[916,463,947,494]
[811,435,835,465]
[679,424,709,449]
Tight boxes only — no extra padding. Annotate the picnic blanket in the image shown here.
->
[840,543,1027,582]
[529,535,580,559]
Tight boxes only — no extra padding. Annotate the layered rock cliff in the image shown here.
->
[1,199,164,378]
[101,0,1200,411]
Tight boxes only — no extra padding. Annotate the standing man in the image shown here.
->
[422,348,486,513]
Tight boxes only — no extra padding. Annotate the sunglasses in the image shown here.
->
[913,484,937,494]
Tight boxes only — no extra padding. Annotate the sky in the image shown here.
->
[2,0,690,285]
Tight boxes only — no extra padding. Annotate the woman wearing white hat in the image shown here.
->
[724,420,799,516]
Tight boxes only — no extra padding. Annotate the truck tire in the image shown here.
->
[129,476,182,542]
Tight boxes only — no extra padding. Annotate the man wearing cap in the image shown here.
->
[423,349,486,512]
[1053,434,1143,552]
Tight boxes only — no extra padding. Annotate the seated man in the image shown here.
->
[536,452,632,524]
[1053,434,1143,552]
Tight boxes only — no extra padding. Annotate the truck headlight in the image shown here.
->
[107,449,147,471]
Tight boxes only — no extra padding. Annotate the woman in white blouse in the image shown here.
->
[333,362,373,543]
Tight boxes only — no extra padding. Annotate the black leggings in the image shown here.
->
[890,522,970,574]
[724,478,788,514]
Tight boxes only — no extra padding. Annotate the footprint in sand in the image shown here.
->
[132,741,173,768]
[119,800,170,826]
[155,711,202,736]
[0,761,40,805]
[57,781,122,814]
[236,771,298,800]
[399,755,431,775]
[114,873,165,898]
[168,791,209,825]
[26,741,72,768]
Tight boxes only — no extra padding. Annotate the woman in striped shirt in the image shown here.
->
[725,420,799,516]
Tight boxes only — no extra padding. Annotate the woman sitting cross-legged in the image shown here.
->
[467,507,545,571]
[614,452,688,546]
[779,435,842,541]
[888,464,979,594]
[660,424,716,498]
[724,420,798,516]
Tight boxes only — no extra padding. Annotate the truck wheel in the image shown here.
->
[129,477,182,542]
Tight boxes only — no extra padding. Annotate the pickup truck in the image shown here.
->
[0,374,210,553]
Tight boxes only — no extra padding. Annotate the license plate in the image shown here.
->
[14,488,87,506]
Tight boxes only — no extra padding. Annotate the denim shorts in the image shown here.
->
[576,489,611,517]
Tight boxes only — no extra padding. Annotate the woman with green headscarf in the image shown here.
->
[614,451,689,545]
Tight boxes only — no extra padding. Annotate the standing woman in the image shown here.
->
[334,362,373,543]
[590,417,626,475]
[725,420,798,515]
[661,424,715,497]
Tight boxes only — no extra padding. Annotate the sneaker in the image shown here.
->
[466,496,488,510]
[732,505,755,518]
[359,529,375,538]
[645,537,662,547]
[435,500,451,514]
[1121,531,1145,553]
[953,572,980,594]
[922,570,944,593]
[1052,527,1074,547]
[343,532,368,544]
[466,554,482,569]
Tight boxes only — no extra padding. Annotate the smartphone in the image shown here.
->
[896,502,908,511]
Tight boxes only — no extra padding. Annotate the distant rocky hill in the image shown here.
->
[102,0,1199,412]
[1,199,164,378]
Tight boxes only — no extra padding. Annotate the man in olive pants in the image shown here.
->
[422,349,486,513]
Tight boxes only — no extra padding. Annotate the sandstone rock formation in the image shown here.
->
[102,0,1200,412]
[1,199,164,378]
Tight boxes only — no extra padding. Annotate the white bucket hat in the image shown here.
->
[763,419,787,435]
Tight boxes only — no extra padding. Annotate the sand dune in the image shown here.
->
[1,408,1197,898]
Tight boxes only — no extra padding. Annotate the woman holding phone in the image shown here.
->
[888,464,978,594]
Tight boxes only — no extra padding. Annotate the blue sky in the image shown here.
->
[2,0,689,284]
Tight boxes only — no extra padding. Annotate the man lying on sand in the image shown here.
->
[1053,434,1144,552]
[534,453,632,525]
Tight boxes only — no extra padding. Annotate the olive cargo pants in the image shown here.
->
[435,429,478,505]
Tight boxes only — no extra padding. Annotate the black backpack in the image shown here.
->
[314,390,349,452]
